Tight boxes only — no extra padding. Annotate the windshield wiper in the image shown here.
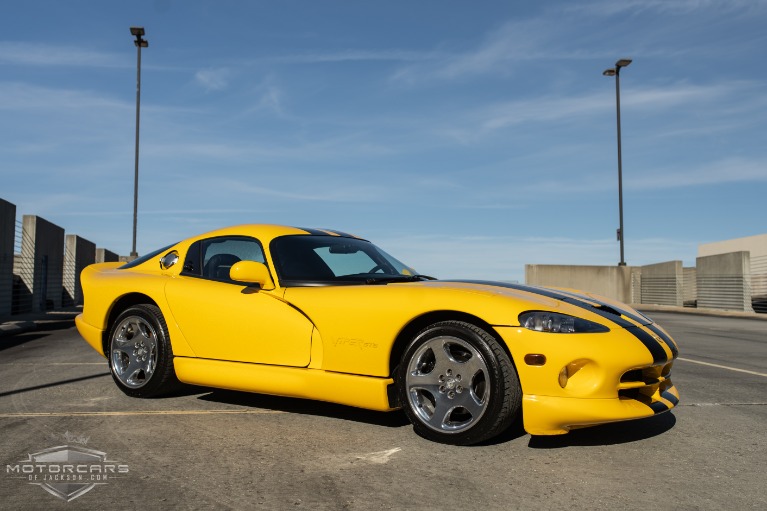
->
[365,275,436,285]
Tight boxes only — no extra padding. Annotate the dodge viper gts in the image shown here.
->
[76,224,679,445]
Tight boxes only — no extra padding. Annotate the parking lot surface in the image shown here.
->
[0,311,765,510]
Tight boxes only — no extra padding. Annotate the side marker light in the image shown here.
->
[524,354,546,366]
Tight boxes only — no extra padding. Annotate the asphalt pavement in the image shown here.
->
[0,311,765,510]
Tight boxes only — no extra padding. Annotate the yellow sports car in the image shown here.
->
[76,224,679,445]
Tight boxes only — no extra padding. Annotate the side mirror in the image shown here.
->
[159,251,179,270]
[229,261,275,290]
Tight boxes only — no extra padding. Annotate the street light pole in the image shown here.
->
[130,27,148,259]
[603,58,632,267]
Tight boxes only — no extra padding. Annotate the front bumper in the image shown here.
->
[522,378,679,435]
[495,324,679,435]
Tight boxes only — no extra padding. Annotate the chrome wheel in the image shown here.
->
[405,335,489,434]
[110,315,158,389]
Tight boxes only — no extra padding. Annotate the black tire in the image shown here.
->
[396,321,521,445]
[107,304,180,398]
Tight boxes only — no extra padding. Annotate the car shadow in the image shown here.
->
[0,332,52,352]
[195,389,411,428]
[527,412,677,448]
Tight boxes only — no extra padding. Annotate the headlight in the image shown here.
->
[519,311,609,333]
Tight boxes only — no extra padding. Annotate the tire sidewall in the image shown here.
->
[396,321,514,445]
[107,304,174,398]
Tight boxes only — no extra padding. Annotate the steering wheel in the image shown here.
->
[367,264,385,274]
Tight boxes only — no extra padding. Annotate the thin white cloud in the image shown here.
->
[0,42,123,68]
[187,177,385,203]
[194,67,232,91]
[272,49,440,64]
[0,82,131,111]
[456,81,756,136]
[628,157,767,190]
[563,0,767,17]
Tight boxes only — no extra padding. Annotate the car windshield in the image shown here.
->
[271,235,422,285]
[119,243,178,269]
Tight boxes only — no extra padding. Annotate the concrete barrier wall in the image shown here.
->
[64,235,96,306]
[640,260,683,306]
[683,267,697,306]
[96,248,119,263]
[0,199,15,318]
[14,215,66,313]
[696,251,753,312]
[525,264,638,303]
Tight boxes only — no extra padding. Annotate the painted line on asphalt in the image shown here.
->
[0,363,105,366]
[680,402,767,406]
[677,357,767,377]
[0,410,286,418]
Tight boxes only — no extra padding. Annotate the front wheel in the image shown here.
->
[108,304,179,398]
[396,321,521,445]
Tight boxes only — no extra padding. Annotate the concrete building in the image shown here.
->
[0,199,15,318]
[63,235,96,306]
[699,234,767,312]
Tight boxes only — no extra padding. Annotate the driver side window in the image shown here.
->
[183,236,266,283]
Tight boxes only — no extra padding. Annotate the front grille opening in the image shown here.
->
[619,388,640,400]
[620,369,643,383]
[621,365,664,384]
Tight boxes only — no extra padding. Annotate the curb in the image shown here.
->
[634,304,767,321]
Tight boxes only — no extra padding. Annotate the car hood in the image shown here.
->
[418,279,654,327]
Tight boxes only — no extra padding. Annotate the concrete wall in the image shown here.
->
[683,267,697,306]
[696,251,753,312]
[96,248,119,263]
[63,235,96,306]
[525,264,638,303]
[14,215,66,313]
[640,260,683,307]
[699,233,767,258]
[0,199,16,318]
[699,233,767,303]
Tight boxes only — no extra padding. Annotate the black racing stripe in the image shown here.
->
[625,327,668,364]
[554,289,651,326]
[448,279,668,363]
[294,227,333,236]
[561,298,634,328]
[661,389,679,406]
[646,323,679,358]
[450,280,636,326]
[649,401,669,414]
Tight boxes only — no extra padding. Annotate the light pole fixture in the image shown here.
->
[130,26,148,259]
[603,58,632,266]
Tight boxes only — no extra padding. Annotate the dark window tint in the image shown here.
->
[182,241,202,275]
[200,236,266,282]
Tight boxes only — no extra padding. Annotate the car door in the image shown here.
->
[164,235,313,367]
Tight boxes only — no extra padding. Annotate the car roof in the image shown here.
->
[189,224,363,245]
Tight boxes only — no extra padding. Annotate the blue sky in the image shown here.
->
[2,0,766,281]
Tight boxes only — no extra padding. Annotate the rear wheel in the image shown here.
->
[108,304,179,398]
[397,321,521,445]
